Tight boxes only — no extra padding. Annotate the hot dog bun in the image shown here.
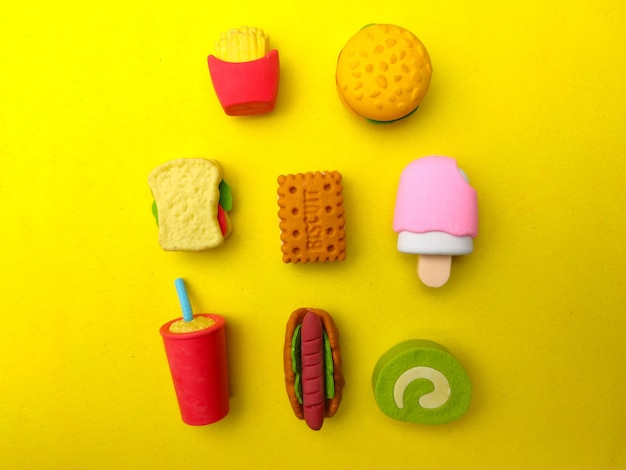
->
[284,308,344,430]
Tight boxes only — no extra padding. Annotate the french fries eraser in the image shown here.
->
[372,340,471,424]
[207,26,280,116]
[284,308,344,430]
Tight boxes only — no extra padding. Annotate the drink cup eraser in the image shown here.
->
[372,340,471,424]
[160,314,230,425]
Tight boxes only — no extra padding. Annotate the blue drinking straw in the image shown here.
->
[174,278,194,322]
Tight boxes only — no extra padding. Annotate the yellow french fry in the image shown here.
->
[214,26,269,62]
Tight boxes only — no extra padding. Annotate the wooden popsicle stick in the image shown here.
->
[418,255,452,288]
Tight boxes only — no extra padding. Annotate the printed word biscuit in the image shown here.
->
[277,171,346,263]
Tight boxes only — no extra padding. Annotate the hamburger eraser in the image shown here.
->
[336,24,432,124]
[372,340,471,424]
[207,26,280,116]
[148,158,233,251]
[277,171,346,263]
[284,308,344,430]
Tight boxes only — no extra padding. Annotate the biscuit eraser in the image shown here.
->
[277,171,346,263]
[372,340,471,424]
[207,26,279,116]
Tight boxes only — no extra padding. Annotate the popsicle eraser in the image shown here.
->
[372,340,471,424]
[393,156,478,287]
[207,26,279,116]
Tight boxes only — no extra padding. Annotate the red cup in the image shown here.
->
[160,314,229,425]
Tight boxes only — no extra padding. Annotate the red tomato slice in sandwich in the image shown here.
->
[217,204,228,237]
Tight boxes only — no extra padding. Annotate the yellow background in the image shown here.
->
[1,0,625,468]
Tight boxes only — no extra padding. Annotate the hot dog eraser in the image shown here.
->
[372,340,471,424]
[207,26,279,116]
[284,308,344,430]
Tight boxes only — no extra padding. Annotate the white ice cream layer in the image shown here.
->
[397,231,474,255]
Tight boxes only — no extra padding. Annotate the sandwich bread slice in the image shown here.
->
[148,158,232,251]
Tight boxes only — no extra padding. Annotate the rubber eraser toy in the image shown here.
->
[148,158,233,251]
[372,340,471,425]
[160,278,230,425]
[207,26,280,116]
[277,171,346,263]
[336,24,432,124]
[393,156,477,287]
[284,308,344,430]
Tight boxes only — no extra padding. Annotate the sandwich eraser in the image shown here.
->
[372,340,471,424]
[208,26,279,116]
[148,158,233,251]
[336,24,432,124]
[277,171,346,263]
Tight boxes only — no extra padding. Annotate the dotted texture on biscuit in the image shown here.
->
[277,172,346,263]
[336,24,432,122]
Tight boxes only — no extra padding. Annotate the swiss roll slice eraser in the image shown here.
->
[372,339,471,424]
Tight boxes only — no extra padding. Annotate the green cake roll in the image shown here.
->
[372,340,471,425]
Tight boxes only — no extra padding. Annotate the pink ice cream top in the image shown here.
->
[393,156,478,237]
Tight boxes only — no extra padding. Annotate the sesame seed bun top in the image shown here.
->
[336,24,432,123]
